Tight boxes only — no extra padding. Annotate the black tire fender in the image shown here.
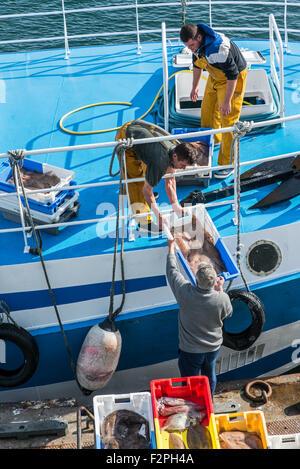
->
[0,323,39,388]
[222,289,265,351]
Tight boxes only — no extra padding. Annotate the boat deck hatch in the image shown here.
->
[175,69,274,118]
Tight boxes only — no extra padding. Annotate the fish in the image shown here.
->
[170,221,226,276]
[8,168,60,190]
[218,431,263,449]
[186,424,212,449]
[174,236,190,256]
[187,250,212,275]
[169,433,186,449]
[158,404,205,417]
[101,409,151,449]
[162,412,197,433]
[157,397,200,407]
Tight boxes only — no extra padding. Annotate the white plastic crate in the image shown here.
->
[0,158,75,204]
[175,69,273,118]
[0,191,79,223]
[93,392,156,449]
[268,433,300,449]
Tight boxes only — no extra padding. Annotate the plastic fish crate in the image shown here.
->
[171,127,213,184]
[0,192,80,235]
[268,433,300,449]
[0,182,76,215]
[214,411,269,449]
[150,376,219,449]
[0,158,75,208]
[93,392,156,449]
[164,205,239,283]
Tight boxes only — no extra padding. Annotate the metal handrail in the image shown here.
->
[0,113,299,238]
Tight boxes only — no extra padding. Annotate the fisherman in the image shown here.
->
[180,23,247,179]
[166,238,233,396]
[115,120,198,233]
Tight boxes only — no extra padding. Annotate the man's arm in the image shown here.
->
[166,239,189,302]
[165,168,185,217]
[219,79,237,116]
[190,68,202,102]
[142,180,164,228]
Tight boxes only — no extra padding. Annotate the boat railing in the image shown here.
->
[0,1,299,57]
[269,13,285,123]
[0,113,299,244]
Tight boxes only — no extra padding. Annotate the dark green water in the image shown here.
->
[0,0,299,53]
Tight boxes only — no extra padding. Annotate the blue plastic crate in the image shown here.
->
[176,237,239,285]
[0,159,76,215]
[171,127,213,146]
[165,206,239,284]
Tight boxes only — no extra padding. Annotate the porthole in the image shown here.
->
[246,240,282,276]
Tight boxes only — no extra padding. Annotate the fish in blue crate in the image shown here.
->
[167,206,230,280]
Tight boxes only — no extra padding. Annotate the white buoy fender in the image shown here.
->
[76,318,122,392]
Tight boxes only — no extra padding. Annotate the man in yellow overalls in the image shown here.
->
[115,120,198,233]
[180,23,248,178]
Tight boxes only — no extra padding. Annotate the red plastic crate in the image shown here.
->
[150,376,213,429]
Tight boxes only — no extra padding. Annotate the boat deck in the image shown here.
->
[0,39,300,266]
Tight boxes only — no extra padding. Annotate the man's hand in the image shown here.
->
[215,276,225,292]
[173,203,185,218]
[190,87,199,102]
[219,100,231,116]
[167,238,176,254]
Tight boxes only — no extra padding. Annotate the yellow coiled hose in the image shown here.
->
[59,70,193,135]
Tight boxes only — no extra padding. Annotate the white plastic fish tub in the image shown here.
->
[93,392,156,449]
[268,433,300,449]
[0,158,75,205]
[0,191,79,224]
[175,69,274,118]
[164,205,239,284]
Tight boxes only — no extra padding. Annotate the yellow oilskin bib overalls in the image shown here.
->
[194,55,247,166]
[115,122,152,225]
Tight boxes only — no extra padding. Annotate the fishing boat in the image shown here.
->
[0,1,299,403]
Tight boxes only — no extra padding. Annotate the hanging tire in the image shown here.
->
[0,323,39,388]
[222,289,265,351]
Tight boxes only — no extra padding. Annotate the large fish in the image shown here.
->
[8,168,60,190]
[169,433,186,449]
[171,221,226,276]
[186,424,212,449]
[218,431,263,449]
[101,409,150,449]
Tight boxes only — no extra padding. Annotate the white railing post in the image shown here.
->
[135,0,142,55]
[61,0,70,58]
[284,0,290,53]
[269,13,285,127]
[161,22,169,132]
[209,0,213,28]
